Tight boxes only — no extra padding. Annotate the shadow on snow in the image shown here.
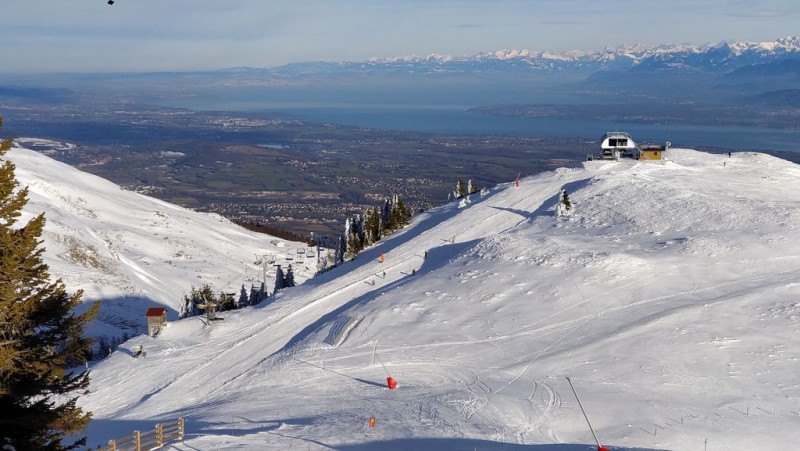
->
[272,239,483,356]
[335,439,668,451]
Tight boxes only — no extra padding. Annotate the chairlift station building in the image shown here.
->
[594,132,668,161]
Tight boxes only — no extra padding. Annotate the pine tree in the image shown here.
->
[236,284,248,309]
[193,285,216,314]
[352,214,364,244]
[178,293,194,318]
[0,120,98,450]
[273,265,285,292]
[284,265,296,288]
[257,282,266,304]
[467,179,479,195]
[381,197,394,232]
[556,188,572,217]
[391,195,410,229]
[183,288,201,318]
[218,291,235,311]
[373,207,383,243]
[335,236,345,266]
[455,179,466,198]
[343,214,365,260]
[248,284,258,306]
[345,232,362,260]
[342,216,365,260]
[363,208,381,246]
[362,209,373,246]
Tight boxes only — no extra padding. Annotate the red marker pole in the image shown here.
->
[375,351,396,389]
[566,377,605,451]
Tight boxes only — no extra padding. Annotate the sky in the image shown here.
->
[1,0,799,73]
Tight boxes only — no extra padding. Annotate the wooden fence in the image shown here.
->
[97,417,185,451]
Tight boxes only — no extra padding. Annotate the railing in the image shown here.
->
[97,417,185,451]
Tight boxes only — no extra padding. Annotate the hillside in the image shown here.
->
[9,142,316,341]
[66,149,800,449]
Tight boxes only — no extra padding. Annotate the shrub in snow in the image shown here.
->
[556,189,572,217]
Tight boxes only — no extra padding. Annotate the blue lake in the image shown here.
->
[267,106,800,153]
[167,90,800,153]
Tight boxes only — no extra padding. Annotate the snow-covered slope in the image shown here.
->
[8,143,315,340]
[75,148,800,450]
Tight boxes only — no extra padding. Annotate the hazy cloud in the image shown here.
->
[539,20,587,25]
[726,11,781,18]
[0,0,798,72]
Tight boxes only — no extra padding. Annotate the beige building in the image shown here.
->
[146,307,167,337]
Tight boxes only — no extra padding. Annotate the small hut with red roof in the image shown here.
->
[146,307,168,337]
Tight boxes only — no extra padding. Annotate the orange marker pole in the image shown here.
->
[380,254,385,263]
[369,417,376,427]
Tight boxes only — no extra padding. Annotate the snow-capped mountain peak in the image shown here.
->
[360,37,800,73]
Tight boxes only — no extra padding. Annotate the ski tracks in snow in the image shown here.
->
[116,170,600,427]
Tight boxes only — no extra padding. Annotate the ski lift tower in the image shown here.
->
[311,232,323,259]
[310,232,326,273]
[195,300,220,322]
[254,252,275,287]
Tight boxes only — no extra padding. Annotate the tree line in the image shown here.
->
[178,265,297,319]
[451,178,481,200]
[336,194,411,262]
[178,194,413,315]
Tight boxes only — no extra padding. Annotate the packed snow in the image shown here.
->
[11,146,800,450]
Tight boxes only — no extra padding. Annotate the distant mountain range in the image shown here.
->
[250,36,800,112]
[274,36,800,76]
[2,37,798,137]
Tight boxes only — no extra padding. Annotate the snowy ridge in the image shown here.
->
[73,148,800,450]
[361,36,800,72]
[8,142,315,340]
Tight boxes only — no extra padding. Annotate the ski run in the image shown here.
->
[9,145,800,450]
